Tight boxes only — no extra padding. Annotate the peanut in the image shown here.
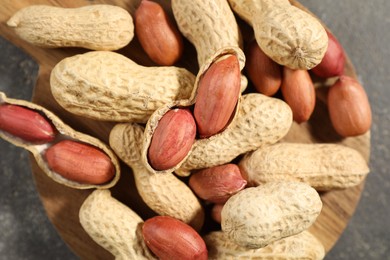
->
[221,181,322,248]
[312,30,346,78]
[0,92,120,189]
[194,55,241,138]
[45,140,115,185]
[228,0,328,69]
[245,39,282,96]
[50,51,195,123]
[141,47,246,175]
[188,164,247,203]
[172,0,243,66]
[0,104,56,143]
[204,230,325,260]
[148,108,196,171]
[79,189,156,260]
[176,93,292,176]
[142,216,208,260]
[211,204,224,224]
[109,122,204,230]
[7,5,134,50]
[135,0,184,66]
[239,143,370,191]
[328,76,372,137]
[281,67,316,123]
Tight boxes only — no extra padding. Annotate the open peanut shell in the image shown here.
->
[141,46,246,174]
[0,92,120,189]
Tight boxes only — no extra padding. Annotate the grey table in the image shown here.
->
[1,1,389,259]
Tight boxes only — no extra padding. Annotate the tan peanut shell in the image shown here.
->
[79,189,156,260]
[176,93,293,176]
[239,142,370,191]
[109,122,204,230]
[204,230,325,260]
[172,0,243,66]
[50,51,195,123]
[7,5,134,50]
[221,181,322,248]
[0,92,120,189]
[228,0,328,69]
[141,47,246,175]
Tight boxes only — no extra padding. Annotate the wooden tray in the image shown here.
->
[0,1,370,259]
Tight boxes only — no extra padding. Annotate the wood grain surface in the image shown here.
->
[0,1,371,259]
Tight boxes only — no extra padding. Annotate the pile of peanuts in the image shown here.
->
[1,0,372,259]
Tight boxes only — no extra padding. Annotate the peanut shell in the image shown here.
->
[204,230,325,260]
[7,5,134,50]
[141,46,246,175]
[0,92,120,189]
[239,143,370,191]
[109,123,204,230]
[176,93,293,176]
[221,181,322,248]
[50,51,195,123]
[79,189,156,260]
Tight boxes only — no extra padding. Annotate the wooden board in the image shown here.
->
[0,1,371,259]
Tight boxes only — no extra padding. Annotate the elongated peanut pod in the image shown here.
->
[0,92,120,189]
[221,181,322,248]
[176,93,292,176]
[228,0,328,69]
[7,5,134,50]
[172,0,243,66]
[239,143,370,191]
[109,123,204,230]
[79,190,156,260]
[204,230,325,260]
[50,51,195,123]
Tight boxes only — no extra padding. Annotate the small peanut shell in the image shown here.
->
[175,93,293,176]
[7,5,134,50]
[228,0,328,69]
[79,190,156,260]
[0,92,120,189]
[141,46,246,175]
[239,142,370,191]
[109,122,204,230]
[221,181,322,248]
[204,230,325,260]
[50,51,195,123]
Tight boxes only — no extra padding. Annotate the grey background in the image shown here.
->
[1,0,389,259]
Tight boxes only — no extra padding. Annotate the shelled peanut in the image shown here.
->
[0,92,120,189]
[7,5,134,50]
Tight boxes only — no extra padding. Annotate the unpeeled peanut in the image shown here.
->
[135,0,184,65]
[45,140,115,185]
[148,108,196,171]
[204,230,325,260]
[228,0,328,69]
[189,164,247,203]
[142,216,208,260]
[50,51,195,123]
[239,142,370,191]
[194,55,241,138]
[281,67,316,123]
[79,189,156,260]
[221,181,322,248]
[245,39,282,96]
[109,123,204,230]
[312,30,345,78]
[7,5,134,50]
[0,104,56,143]
[328,76,372,137]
